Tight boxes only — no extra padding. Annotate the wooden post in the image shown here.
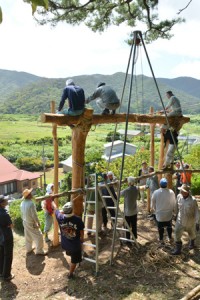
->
[147,107,155,212]
[39,175,43,189]
[158,128,164,181]
[71,109,93,216]
[51,101,59,246]
[150,107,155,167]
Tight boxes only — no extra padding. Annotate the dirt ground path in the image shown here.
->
[1,203,200,300]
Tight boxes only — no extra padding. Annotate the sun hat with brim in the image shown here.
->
[62,202,74,218]
[0,195,9,203]
[178,184,190,193]
[23,188,33,199]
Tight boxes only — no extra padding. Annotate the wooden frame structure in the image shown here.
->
[41,106,190,245]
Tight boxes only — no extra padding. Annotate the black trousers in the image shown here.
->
[156,220,172,241]
[125,214,137,239]
[0,239,14,278]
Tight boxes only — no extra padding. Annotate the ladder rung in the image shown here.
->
[84,214,95,218]
[86,201,95,204]
[83,242,96,248]
[83,257,96,263]
[84,229,96,232]
[119,237,135,242]
[111,216,123,220]
[102,196,113,198]
[116,227,129,232]
[107,206,116,209]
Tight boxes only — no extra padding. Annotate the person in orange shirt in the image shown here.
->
[181,164,192,186]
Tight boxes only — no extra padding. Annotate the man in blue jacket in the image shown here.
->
[57,79,85,115]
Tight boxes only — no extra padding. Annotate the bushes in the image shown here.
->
[106,131,121,142]
[16,157,52,171]
[191,174,200,195]
[9,200,23,233]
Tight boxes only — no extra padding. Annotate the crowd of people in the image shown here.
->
[1,88,199,281]
[0,162,199,281]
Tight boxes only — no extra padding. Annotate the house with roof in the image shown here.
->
[60,155,73,173]
[102,140,137,162]
[117,129,144,139]
[0,155,42,197]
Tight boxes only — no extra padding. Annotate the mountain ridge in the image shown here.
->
[0,69,199,114]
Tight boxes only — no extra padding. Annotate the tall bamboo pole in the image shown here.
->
[51,101,59,246]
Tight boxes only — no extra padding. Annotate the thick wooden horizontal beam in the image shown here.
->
[41,109,190,128]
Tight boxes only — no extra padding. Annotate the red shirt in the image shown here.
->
[181,172,191,184]
[45,198,54,215]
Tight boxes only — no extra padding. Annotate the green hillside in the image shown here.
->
[0,70,199,114]
[0,69,45,102]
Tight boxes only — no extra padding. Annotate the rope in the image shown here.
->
[106,34,135,171]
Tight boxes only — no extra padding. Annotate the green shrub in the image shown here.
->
[37,210,45,233]
[191,174,200,195]
[9,200,23,233]
[106,131,121,142]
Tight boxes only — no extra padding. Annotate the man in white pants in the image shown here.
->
[21,189,48,255]
[172,184,199,255]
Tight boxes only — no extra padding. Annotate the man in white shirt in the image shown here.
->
[21,189,48,255]
[151,178,176,245]
[172,184,199,255]
[160,91,182,117]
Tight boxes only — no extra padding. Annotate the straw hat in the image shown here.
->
[23,188,33,199]
[178,184,190,193]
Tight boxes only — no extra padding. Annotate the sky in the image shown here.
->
[0,0,200,79]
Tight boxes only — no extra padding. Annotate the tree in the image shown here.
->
[34,0,188,43]
[0,1,193,42]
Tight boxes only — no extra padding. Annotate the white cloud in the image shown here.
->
[0,0,200,79]
[172,60,200,79]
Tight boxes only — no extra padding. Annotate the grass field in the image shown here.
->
[1,113,199,142]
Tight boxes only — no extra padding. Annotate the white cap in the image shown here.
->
[107,171,114,177]
[127,177,136,185]
[66,79,75,86]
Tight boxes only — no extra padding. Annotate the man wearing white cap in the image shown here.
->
[120,177,144,245]
[55,202,84,279]
[21,189,47,255]
[42,183,55,243]
[57,79,85,115]
[172,184,199,255]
